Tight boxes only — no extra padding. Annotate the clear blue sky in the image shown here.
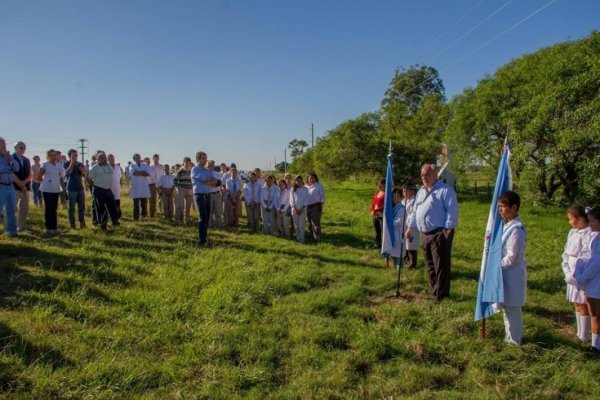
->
[1,0,598,169]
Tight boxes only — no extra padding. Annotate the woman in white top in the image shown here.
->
[289,175,308,243]
[108,154,122,218]
[305,172,325,241]
[561,205,592,341]
[574,207,600,353]
[37,149,65,234]
[277,179,291,238]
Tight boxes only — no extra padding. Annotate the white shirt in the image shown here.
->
[574,231,600,298]
[148,163,164,185]
[39,162,65,193]
[260,184,279,210]
[562,227,591,278]
[289,186,309,210]
[225,176,242,198]
[278,188,290,213]
[159,174,175,189]
[243,181,262,205]
[306,182,325,205]
[501,217,527,307]
[111,164,122,199]
[128,163,151,199]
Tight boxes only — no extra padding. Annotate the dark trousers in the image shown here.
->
[68,190,86,226]
[307,204,322,241]
[43,192,60,230]
[133,198,148,220]
[423,229,454,301]
[373,215,382,247]
[93,187,119,228]
[405,250,418,269]
[195,193,210,244]
[115,199,122,219]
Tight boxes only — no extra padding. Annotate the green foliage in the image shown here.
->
[288,139,309,159]
[445,31,600,204]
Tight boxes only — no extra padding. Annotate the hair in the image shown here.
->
[421,163,437,173]
[568,205,589,222]
[33,155,40,161]
[307,172,319,183]
[14,141,25,150]
[164,163,170,170]
[183,156,191,163]
[230,163,237,168]
[377,178,385,186]
[266,174,275,182]
[207,160,215,166]
[587,206,600,222]
[392,187,403,197]
[498,190,521,211]
[66,149,77,157]
[133,153,140,160]
[254,168,261,172]
[293,175,304,191]
[153,154,159,158]
[196,151,206,162]
[278,179,287,186]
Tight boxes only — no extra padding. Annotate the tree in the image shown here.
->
[445,31,600,203]
[274,161,287,173]
[288,139,309,159]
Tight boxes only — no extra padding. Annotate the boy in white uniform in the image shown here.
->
[225,167,243,229]
[497,190,527,345]
[159,164,175,221]
[277,179,291,238]
[289,175,308,243]
[243,171,262,232]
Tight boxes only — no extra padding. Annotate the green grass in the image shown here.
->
[1,182,599,399]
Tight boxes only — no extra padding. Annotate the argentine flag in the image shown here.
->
[474,144,512,321]
[381,151,396,257]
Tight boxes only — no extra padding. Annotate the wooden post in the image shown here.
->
[480,318,486,339]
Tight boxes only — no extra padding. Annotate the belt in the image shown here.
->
[0,182,12,186]
[424,227,443,236]
[210,192,220,195]
[149,183,156,186]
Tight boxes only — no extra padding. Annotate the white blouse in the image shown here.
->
[39,162,65,193]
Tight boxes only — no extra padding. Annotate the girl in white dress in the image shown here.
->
[561,206,591,341]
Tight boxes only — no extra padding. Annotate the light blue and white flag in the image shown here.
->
[474,144,512,321]
[381,150,396,257]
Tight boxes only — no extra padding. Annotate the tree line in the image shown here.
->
[286,31,599,205]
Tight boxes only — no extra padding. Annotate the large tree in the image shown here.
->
[445,31,600,203]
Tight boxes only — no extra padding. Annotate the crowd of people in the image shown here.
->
[0,138,326,247]
[2,137,600,350]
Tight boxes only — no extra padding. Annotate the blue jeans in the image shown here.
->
[32,182,43,206]
[0,184,17,234]
[68,190,86,226]
[194,193,211,244]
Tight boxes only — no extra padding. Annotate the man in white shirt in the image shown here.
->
[148,153,164,218]
[207,160,223,229]
[260,175,279,235]
[243,171,262,232]
[128,153,151,221]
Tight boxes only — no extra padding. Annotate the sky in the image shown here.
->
[1,0,598,169]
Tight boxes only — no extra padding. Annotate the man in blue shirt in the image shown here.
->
[0,137,19,236]
[191,151,221,246]
[406,163,458,302]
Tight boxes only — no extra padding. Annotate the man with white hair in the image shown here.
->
[0,137,19,236]
[12,141,32,232]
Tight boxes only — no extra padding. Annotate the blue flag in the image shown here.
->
[381,151,396,256]
[474,144,512,321]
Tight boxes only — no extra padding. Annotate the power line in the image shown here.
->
[420,0,487,56]
[428,0,513,62]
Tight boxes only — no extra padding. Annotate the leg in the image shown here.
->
[15,189,29,231]
[149,185,157,217]
[1,186,17,235]
[429,230,453,301]
[501,305,523,345]
[422,234,436,296]
[373,217,382,247]
[195,193,210,245]
[184,190,193,224]
[133,198,140,220]
[141,198,148,218]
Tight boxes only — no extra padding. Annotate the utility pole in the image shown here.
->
[284,149,287,173]
[78,138,88,163]
[311,123,314,148]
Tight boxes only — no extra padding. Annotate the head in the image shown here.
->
[295,175,304,188]
[144,157,150,165]
[587,207,600,232]
[153,154,160,164]
[498,191,520,222]
[254,168,262,178]
[420,163,437,189]
[377,178,385,192]
[56,151,63,162]
[567,206,589,230]
[67,148,77,158]
[108,154,115,165]
[249,171,257,183]
[220,163,227,171]
[33,155,40,164]
[266,175,275,187]
[403,184,416,200]
[46,149,57,162]
[207,160,215,170]
[183,157,192,169]
[174,163,181,172]
[196,151,207,167]
[96,151,108,165]
[133,153,141,164]
[307,172,319,185]
[230,162,237,170]
[278,179,287,190]
[164,164,170,174]
[392,187,403,205]
[91,153,96,162]
[230,167,238,177]
[284,173,292,184]
[14,141,26,155]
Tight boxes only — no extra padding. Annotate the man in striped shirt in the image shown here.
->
[174,156,194,225]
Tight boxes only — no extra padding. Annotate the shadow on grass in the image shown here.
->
[0,321,73,371]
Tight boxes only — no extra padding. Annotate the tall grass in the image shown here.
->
[1,182,598,399]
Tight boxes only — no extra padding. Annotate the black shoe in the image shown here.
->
[196,240,207,247]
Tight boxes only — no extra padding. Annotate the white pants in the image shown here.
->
[292,210,306,243]
[262,207,276,235]
[501,305,523,345]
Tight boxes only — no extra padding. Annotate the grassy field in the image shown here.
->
[1,182,599,399]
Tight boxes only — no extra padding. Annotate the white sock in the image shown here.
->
[592,333,600,350]
[580,315,591,341]
[576,312,582,338]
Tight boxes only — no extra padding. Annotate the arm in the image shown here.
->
[574,237,600,285]
[37,167,46,182]
[561,231,574,277]
[501,228,526,269]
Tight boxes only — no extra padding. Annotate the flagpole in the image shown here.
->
[384,139,393,270]
[396,183,407,299]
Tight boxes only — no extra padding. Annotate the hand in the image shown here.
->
[405,228,414,241]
